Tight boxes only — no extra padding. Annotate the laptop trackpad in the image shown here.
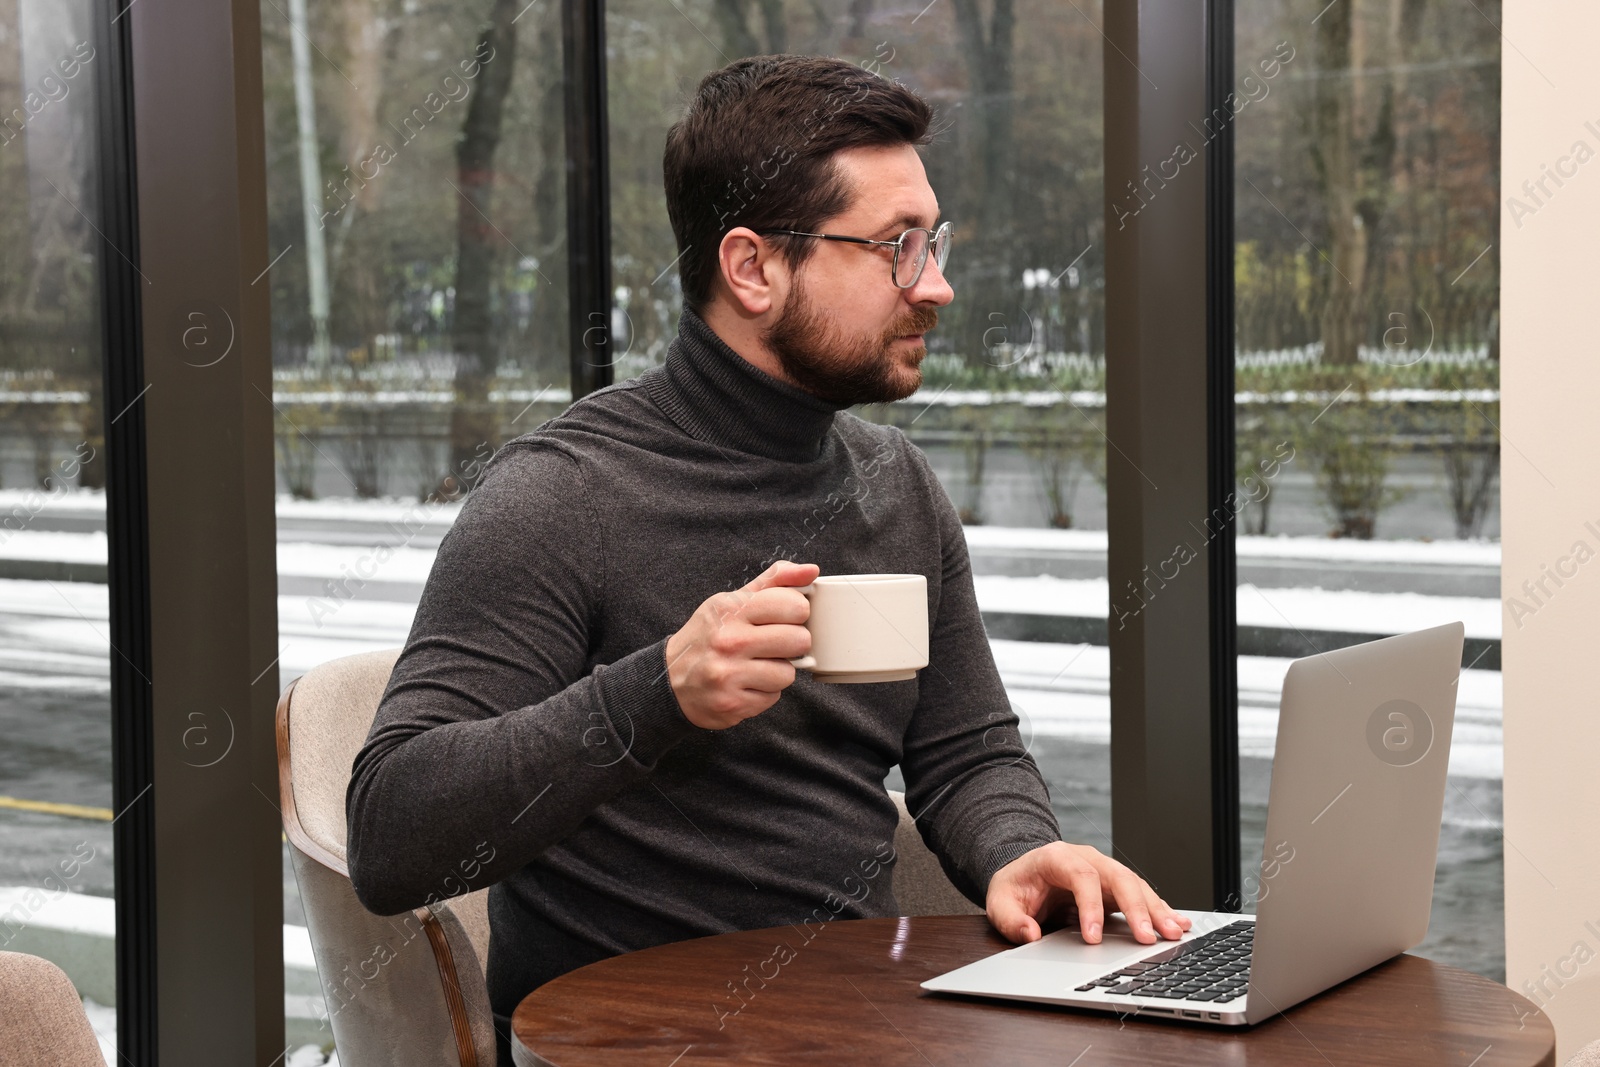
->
[1013,913,1165,963]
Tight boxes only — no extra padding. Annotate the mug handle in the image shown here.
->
[788,584,816,670]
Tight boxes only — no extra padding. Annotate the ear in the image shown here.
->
[717,227,787,316]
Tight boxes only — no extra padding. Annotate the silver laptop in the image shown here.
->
[922,621,1466,1026]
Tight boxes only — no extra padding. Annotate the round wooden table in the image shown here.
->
[512,915,1554,1066]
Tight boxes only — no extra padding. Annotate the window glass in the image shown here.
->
[1233,0,1502,979]
[0,0,118,1057]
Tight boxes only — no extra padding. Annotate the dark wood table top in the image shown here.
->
[511,915,1553,1066]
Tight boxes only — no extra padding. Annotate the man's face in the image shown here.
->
[761,144,955,407]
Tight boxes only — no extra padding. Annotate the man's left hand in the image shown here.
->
[986,841,1193,946]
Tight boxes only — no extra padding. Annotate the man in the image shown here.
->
[346,53,1189,1063]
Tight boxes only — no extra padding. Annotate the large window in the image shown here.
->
[257,6,1123,1036]
[259,0,569,1051]
[1232,0,1502,978]
[0,0,118,1057]
[0,0,1518,1056]
[607,0,1114,851]
[256,0,1118,1044]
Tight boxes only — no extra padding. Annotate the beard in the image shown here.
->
[762,272,938,407]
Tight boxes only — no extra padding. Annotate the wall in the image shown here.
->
[1501,0,1600,1056]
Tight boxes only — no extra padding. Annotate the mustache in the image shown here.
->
[893,310,939,338]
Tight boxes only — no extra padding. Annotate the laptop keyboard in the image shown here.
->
[1073,919,1253,1003]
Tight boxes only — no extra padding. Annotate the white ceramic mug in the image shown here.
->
[787,573,929,683]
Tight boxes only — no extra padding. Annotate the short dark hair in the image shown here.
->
[663,54,936,316]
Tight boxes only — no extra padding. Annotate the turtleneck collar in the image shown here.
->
[643,304,848,463]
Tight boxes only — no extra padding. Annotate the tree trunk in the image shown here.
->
[712,0,787,56]
[712,0,761,57]
[440,0,520,500]
[339,0,391,217]
[950,0,1018,367]
[847,0,875,38]
[1310,0,1359,365]
[1309,0,1426,366]
[529,20,569,386]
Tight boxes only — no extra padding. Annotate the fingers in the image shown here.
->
[1106,872,1190,944]
[987,888,1043,945]
[1046,845,1191,945]
[742,623,813,665]
[988,844,1193,951]
[1042,845,1189,946]
[708,581,813,662]
[740,559,819,595]
[704,596,810,663]
[1051,852,1104,944]
[1116,880,1156,944]
[736,586,812,627]
[734,656,803,694]
[668,564,823,731]
[1146,896,1192,940]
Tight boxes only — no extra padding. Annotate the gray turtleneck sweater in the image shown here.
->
[345,305,1061,1049]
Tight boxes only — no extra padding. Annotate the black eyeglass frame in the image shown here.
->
[754,220,954,289]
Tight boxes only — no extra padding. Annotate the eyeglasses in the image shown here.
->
[756,220,953,289]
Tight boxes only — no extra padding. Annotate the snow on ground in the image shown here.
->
[973,574,1501,639]
[81,1000,335,1067]
[81,998,117,1065]
[2,508,1504,569]
[0,488,464,527]
[0,529,109,564]
[1,571,1505,780]
[0,530,441,585]
[959,523,1502,568]
[277,540,441,587]
[988,639,1502,779]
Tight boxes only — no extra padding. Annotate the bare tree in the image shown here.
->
[949,0,1017,366]
[526,12,569,385]
[440,0,520,498]
[1307,0,1427,365]
[712,0,787,57]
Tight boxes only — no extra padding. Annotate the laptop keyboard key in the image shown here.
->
[1075,919,1255,1000]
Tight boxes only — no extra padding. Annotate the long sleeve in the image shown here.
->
[896,438,1062,908]
[344,442,705,915]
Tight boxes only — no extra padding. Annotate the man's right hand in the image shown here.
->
[664,560,819,730]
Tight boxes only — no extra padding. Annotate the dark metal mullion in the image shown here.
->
[562,0,613,399]
[122,0,284,1058]
[96,0,158,1059]
[1205,0,1243,912]
[1105,0,1227,910]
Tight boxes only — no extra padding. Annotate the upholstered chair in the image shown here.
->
[278,647,981,1067]
[0,951,106,1066]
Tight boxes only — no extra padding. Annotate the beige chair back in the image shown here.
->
[891,790,986,918]
[278,648,496,1067]
[278,647,982,1065]
[1567,1040,1600,1067]
[0,951,106,1066]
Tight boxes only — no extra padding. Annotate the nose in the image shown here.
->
[906,251,955,307]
